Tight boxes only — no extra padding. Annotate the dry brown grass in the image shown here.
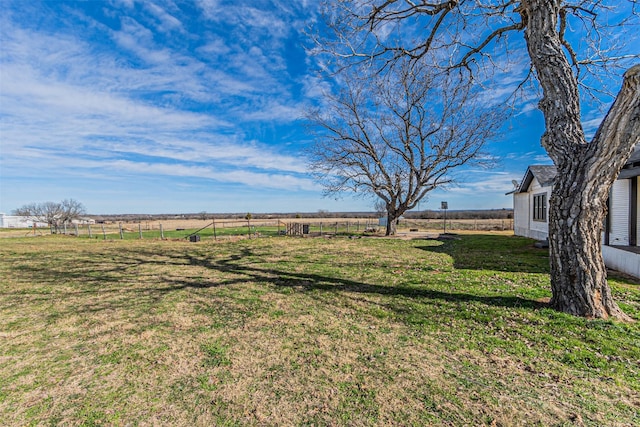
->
[0,234,638,426]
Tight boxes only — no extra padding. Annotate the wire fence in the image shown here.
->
[401,218,514,232]
[21,218,513,241]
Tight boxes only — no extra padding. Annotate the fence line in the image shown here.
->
[49,218,513,241]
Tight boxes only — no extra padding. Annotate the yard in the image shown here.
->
[0,233,638,426]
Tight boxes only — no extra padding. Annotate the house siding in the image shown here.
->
[526,179,550,240]
[512,161,640,280]
[635,177,639,246]
[609,179,630,246]
[0,214,47,228]
[513,193,530,238]
[602,246,640,279]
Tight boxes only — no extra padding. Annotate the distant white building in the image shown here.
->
[0,213,48,228]
[71,217,96,225]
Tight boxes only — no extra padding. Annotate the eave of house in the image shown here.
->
[511,144,638,194]
[619,147,640,179]
[515,165,558,193]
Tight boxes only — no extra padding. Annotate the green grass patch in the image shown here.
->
[201,341,231,367]
[0,233,638,426]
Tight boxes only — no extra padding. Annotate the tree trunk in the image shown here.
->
[548,172,625,319]
[386,212,397,236]
[522,0,640,320]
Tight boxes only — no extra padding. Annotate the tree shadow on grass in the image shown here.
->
[157,247,548,312]
[416,234,550,274]
[1,241,549,317]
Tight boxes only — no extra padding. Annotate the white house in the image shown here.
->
[512,165,557,241]
[511,145,640,279]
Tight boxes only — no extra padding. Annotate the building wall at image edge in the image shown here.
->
[0,214,47,228]
[512,174,639,279]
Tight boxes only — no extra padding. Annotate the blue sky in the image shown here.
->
[0,1,636,215]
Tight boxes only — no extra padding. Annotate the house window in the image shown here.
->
[533,193,547,221]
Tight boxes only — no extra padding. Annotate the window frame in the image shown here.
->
[533,193,547,222]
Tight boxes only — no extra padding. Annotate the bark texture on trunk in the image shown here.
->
[386,212,397,236]
[522,0,640,320]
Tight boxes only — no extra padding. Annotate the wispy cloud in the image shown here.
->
[0,0,317,204]
[582,115,606,140]
[144,2,184,33]
[2,0,627,214]
[106,160,318,190]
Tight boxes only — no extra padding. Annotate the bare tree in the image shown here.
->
[308,59,503,235]
[13,199,87,233]
[315,0,640,319]
[13,202,62,230]
[59,199,87,226]
[373,199,387,218]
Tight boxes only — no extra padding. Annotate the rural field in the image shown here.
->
[0,232,638,426]
[1,217,514,240]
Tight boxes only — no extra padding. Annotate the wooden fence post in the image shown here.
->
[88,224,93,238]
[212,220,217,240]
[74,223,79,236]
[138,223,143,239]
[101,224,106,240]
[160,223,165,240]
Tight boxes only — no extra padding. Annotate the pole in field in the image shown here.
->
[245,213,252,239]
[441,201,448,234]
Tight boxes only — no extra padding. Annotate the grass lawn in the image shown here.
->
[0,233,638,426]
